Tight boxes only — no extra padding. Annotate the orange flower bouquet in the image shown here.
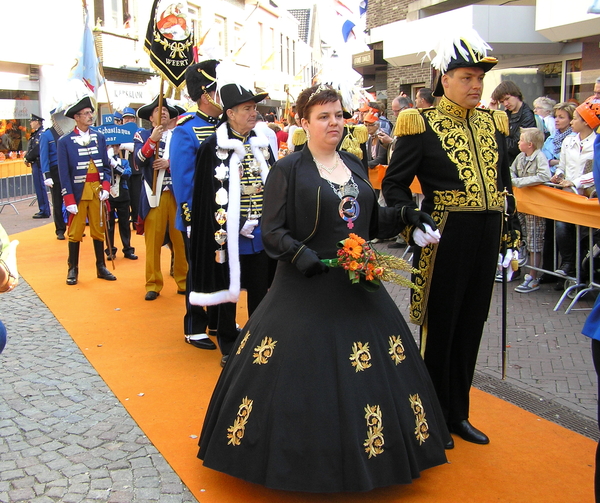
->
[322,233,419,292]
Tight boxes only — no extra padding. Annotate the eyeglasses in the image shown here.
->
[75,111,94,117]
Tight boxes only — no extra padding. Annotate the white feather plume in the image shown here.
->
[111,94,131,113]
[53,80,96,114]
[319,53,365,112]
[428,27,492,73]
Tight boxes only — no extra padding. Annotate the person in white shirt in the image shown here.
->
[551,101,598,277]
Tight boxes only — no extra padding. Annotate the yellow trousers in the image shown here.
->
[68,197,104,242]
[144,190,187,292]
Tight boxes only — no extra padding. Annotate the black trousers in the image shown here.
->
[106,198,134,255]
[420,211,502,423]
[182,231,218,336]
[48,165,66,236]
[129,174,142,225]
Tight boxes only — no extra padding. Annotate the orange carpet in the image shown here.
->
[12,223,597,503]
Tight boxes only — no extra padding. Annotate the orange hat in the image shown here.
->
[358,102,371,113]
[576,99,600,129]
[363,111,380,124]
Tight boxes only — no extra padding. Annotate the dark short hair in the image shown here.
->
[491,81,523,103]
[417,88,434,106]
[296,85,341,120]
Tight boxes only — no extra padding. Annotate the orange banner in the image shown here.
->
[514,185,600,228]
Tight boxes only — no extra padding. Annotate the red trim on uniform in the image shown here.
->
[85,173,100,183]
[64,194,76,207]
[141,138,156,158]
[102,180,110,192]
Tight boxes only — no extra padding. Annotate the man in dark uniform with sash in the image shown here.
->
[58,96,116,285]
[134,97,185,301]
[40,110,73,240]
[383,30,514,447]
[170,60,222,350]
[25,114,51,219]
[189,83,274,366]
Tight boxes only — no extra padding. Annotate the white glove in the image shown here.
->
[413,224,441,248]
[240,219,258,239]
[66,204,78,214]
[99,190,110,201]
[107,147,115,158]
[44,178,53,187]
[497,250,519,281]
[186,226,191,239]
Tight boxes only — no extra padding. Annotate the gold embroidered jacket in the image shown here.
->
[382,96,511,324]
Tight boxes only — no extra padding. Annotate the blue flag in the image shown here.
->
[342,20,356,42]
[69,9,104,95]
[359,0,368,16]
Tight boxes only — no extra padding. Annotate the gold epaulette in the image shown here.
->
[340,125,363,159]
[393,109,425,137]
[491,109,509,136]
[176,114,194,126]
[292,127,307,146]
[350,124,368,144]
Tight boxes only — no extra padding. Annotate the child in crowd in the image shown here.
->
[510,127,552,293]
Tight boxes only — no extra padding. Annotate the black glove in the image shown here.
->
[401,207,437,232]
[294,246,329,278]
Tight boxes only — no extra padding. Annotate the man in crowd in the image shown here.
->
[58,96,116,285]
[25,114,51,219]
[134,96,185,301]
[415,88,435,108]
[170,59,222,350]
[383,29,513,447]
[189,83,274,366]
[40,110,73,240]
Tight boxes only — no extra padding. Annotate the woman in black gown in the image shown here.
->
[198,84,449,493]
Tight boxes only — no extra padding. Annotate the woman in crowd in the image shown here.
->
[197,84,449,493]
[533,96,557,137]
[542,102,576,174]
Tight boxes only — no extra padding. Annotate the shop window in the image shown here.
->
[565,59,582,105]
[0,90,40,157]
[94,0,133,33]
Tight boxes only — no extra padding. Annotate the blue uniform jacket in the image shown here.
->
[134,128,173,221]
[58,128,111,207]
[170,111,218,232]
[39,128,59,176]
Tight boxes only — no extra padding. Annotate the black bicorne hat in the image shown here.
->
[431,30,498,97]
[136,96,179,121]
[64,96,95,119]
[185,60,219,102]
[218,84,268,125]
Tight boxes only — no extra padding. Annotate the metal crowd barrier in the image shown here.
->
[0,158,37,214]
[514,185,600,313]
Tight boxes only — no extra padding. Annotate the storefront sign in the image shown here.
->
[0,100,37,120]
[93,122,137,144]
[353,51,374,67]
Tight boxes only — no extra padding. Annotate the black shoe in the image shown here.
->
[97,266,116,281]
[555,263,575,277]
[445,437,454,449]
[145,291,159,301]
[32,213,50,219]
[448,420,489,445]
[387,241,407,249]
[185,335,217,350]
[57,232,65,241]
[66,267,78,285]
[220,354,229,367]
[124,253,138,260]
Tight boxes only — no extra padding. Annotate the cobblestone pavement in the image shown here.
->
[0,200,598,502]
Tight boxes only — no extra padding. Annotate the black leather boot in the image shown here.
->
[66,241,80,285]
[94,240,116,281]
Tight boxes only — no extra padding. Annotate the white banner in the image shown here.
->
[0,100,38,120]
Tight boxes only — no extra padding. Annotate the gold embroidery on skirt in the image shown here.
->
[409,393,429,445]
[388,335,406,364]
[227,397,253,446]
[363,405,384,458]
[349,341,372,372]
[253,337,277,364]
[236,331,251,355]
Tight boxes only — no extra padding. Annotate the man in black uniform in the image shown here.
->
[383,30,513,447]
[25,114,51,219]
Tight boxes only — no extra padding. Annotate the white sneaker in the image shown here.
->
[514,274,540,293]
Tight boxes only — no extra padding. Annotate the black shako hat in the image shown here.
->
[65,96,95,119]
[185,60,219,102]
[136,95,179,121]
[431,30,498,97]
[30,114,44,122]
[218,83,268,125]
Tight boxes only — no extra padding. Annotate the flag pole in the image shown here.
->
[152,77,165,196]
